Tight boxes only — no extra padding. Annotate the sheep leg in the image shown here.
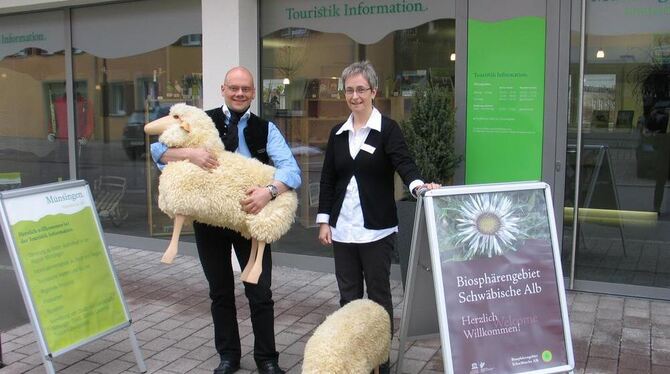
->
[374,367,380,374]
[240,238,258,281]
[243,241,265,285]
[161,214,186,264]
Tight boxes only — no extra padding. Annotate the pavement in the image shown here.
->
[2,246,670,374]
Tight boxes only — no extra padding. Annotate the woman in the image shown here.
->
[317,61,439,372]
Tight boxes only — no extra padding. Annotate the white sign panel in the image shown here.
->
[398,182,574,374]
[261,0,454,44]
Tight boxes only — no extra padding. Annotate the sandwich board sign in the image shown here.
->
[0,180,146,374]
[397,181,574,374]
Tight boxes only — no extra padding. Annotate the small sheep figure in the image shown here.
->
[303,299,391,374]
[144,103,298,284]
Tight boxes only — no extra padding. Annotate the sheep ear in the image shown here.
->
[180,122,191,132]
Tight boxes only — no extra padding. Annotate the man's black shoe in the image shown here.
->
[213,358,240,374]
[256,360,285,374]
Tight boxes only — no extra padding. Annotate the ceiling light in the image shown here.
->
[450,53,456,61]
[282,77,290,85]
[596,49,605,59]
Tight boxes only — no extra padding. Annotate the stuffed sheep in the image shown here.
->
[302,299,391,374]
[144,103,298,284]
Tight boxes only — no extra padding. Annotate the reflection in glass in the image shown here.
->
[567,0,670,287]
[0,45,70,191]
[72,35,203,236]
[261,20,455,258]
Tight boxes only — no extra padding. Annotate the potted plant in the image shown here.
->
[396,83,462,285]
[401,83,461,185]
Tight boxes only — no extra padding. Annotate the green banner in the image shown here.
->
[6,188,127,354]
[466,17,546,184]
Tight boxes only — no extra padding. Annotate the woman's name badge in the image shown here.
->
[360,143,376,154]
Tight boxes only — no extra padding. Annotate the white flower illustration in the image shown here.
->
[453,193,522,259]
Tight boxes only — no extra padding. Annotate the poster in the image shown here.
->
[429,185,570,373]
[465,16,546,184]
[0,182,129,355]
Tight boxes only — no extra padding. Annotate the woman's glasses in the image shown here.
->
[344,86,372,96]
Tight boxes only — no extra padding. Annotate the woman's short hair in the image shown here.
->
[341,61,378,90]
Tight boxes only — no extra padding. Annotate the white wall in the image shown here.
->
[202,0,259,112]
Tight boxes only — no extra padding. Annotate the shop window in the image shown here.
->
[70,0,202,237]
[104,82,133,116]
[43,81,90,140]
[566,0,670,288]
[260,0,456,257]
[177,34,202,47]
[0,9,71,189]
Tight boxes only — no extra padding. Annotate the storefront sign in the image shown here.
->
[465,16,546,184]
[0,181,129,355]
[0,11,63,60]
[423,183,573,374]
[587,0,670,36]
[261,0,454,44]
[71,0,200,59]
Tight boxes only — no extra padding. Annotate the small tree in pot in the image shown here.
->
[401,84,461,186]
[396,83,461,286]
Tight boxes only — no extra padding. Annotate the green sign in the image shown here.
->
[466,17,546,184]
[1,182,128,354]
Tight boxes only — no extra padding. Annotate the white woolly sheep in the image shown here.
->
[144,103,298,284]
[303,299,391,374]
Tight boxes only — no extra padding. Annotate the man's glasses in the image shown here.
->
[344,86,372,96]
[225,85,254,94]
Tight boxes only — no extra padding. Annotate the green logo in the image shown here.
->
[542,350,553,362]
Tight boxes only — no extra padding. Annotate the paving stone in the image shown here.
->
[618,352,651,371]
[93,359,136,374]
[60,360,101,373]
[622,327,650,345]
[653,336,670,352]
[150,347,188,364]
[584,357,617,373]
[86,349,126,365]
[589,343,619,359]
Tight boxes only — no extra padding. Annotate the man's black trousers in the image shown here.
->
[193,222,278,364]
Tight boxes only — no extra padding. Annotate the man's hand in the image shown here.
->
[161,147,219,171]
[241,186,272,214]
[187,148,219,171]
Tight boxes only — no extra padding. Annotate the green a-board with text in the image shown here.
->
[0,181,129,356]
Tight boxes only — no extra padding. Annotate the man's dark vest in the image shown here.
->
[205,107,270,165]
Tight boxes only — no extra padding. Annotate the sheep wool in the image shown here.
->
[156,103,297,243]
[302,299,391,374]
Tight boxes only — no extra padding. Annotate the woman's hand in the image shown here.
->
[413,182,442,196]
[318,223,332,245]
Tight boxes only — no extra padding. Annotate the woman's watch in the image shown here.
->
[266,184,279,200]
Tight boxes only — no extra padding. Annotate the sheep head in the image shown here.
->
[145,103,225,154]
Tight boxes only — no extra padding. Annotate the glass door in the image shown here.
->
[567,0,670,294]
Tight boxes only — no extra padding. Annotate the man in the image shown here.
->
[150,66,301,374]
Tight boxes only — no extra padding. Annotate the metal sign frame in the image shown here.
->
[397,181,574,374]
[0,180,146,374]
